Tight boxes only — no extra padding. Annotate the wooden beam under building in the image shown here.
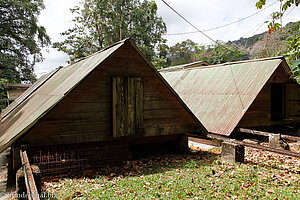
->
[207,133,300,158]
[239,128,300,142]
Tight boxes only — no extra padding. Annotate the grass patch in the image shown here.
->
[44,147,300,199]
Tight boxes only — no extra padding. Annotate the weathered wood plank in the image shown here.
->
[44,111,109,122]
[144,117,195,126]
[135,78,144,130]
[31,121,109,134]
[238,128,271,136]
[64,92,109,103]
[112,77,117,137]
[144,100,181,110]
[26,130,110,146]
[144,108,187,119]
[74,82,110,93]
[53,102,108,113]
[144,124,194,137]
[128,78,135,136]
[20,150,40,200]
[144,92,174,101]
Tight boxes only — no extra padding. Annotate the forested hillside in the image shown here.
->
[159,21,300,69]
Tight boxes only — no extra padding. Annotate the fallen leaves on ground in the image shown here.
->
[43,142,300,199]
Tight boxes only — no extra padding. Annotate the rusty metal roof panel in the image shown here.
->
[161,58,283,136]
[0,41,124,152]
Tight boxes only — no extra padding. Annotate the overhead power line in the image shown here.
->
[161,0,218,44]
[161,0,252,110]
[164,1,277,36]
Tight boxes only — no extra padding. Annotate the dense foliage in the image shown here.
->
[156,21,300,70]
[53,0,166,63]
[256,1,300,81]
[0,0,50,83]
[157,39,248,67]
[0,78,8,111]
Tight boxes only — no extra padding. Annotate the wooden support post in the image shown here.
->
[221,142,244,163]
[7,145,21,191]
[178,133,188,152]
[19,150,40,200]
[17,165,41,200]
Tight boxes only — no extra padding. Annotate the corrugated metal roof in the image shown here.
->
[0,40,124,152]
[161,57,289,136]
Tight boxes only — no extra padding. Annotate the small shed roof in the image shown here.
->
[159,61,210,72]
[161,57,291,136]
[0,39,207,153]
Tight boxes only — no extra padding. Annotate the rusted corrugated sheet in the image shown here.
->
[0,40,124,152]
[161,58,284,136]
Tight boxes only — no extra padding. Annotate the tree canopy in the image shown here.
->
[159,39,248,67]
[256,0,300,82]
[0,0,50,83]
[53,0,166,63]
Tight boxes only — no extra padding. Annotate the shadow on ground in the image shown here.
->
[42,149,220,182]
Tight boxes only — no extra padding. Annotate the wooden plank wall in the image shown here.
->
[22,43,200,147]
[238,84,270,127]
[286,84,300,118]
[239,63,297,128]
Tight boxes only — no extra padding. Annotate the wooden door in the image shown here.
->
[286,83,300,119]
[112,77,143,137]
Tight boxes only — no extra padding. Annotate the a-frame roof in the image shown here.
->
[0,39,207,153]
[161,57,292,136]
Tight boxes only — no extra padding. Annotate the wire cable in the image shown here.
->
[161,0,218,44]
[164,1,277,36]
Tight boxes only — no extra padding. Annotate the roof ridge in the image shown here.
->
[61,38,129,68]
[190,56,285,70]
[160,56,285,73]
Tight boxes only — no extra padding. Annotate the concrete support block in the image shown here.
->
[269,134,281,149]
[269,134,289,150]
[212,139,222,147]
[16,165,41,199]
[221,142,244,163]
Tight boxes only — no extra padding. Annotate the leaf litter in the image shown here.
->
[43,141,300,199]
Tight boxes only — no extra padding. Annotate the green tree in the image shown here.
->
[0,0,50,83]
[153,43,171,69]
[256,0,299,32]
[195,41,248,65]
[249,30,289,59]
[256,0,300,81]
[53,0,166,63]
[0,78,8,111]
[169,39,200,66]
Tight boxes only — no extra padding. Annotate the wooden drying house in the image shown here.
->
[161,57,300,138]
[0,39,207,180]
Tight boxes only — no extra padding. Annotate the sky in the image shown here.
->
[34,0,300,77]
